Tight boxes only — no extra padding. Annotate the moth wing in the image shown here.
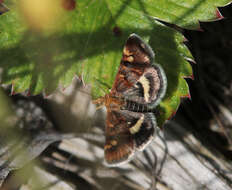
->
[122,33,155,65]
[110,34,155,95]
[110,34,167,110]
[104,110,156,166]
[123,64,167,110]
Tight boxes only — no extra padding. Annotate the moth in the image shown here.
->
[94,34,167,166]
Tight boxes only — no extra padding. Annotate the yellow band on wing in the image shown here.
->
[129,115,144,134]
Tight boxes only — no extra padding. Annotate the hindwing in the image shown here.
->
[104,110,156,166]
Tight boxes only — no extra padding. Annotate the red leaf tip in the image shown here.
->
[191,74,194,80]
[168,111,177,120]
[216,9,224,20]
[183,36,188,42]
[182,93,191,100]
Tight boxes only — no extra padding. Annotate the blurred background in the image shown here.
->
[0,2,232,190]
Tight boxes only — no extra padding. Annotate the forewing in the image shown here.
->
[110,34,167,110]
[110,34,155,95]
[104,110,156,166]
[122,33,155,65]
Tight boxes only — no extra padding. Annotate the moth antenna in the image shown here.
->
[93,77,111,95]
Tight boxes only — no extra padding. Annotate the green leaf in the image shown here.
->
[110,0,231,30]
[0,0,230,126]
